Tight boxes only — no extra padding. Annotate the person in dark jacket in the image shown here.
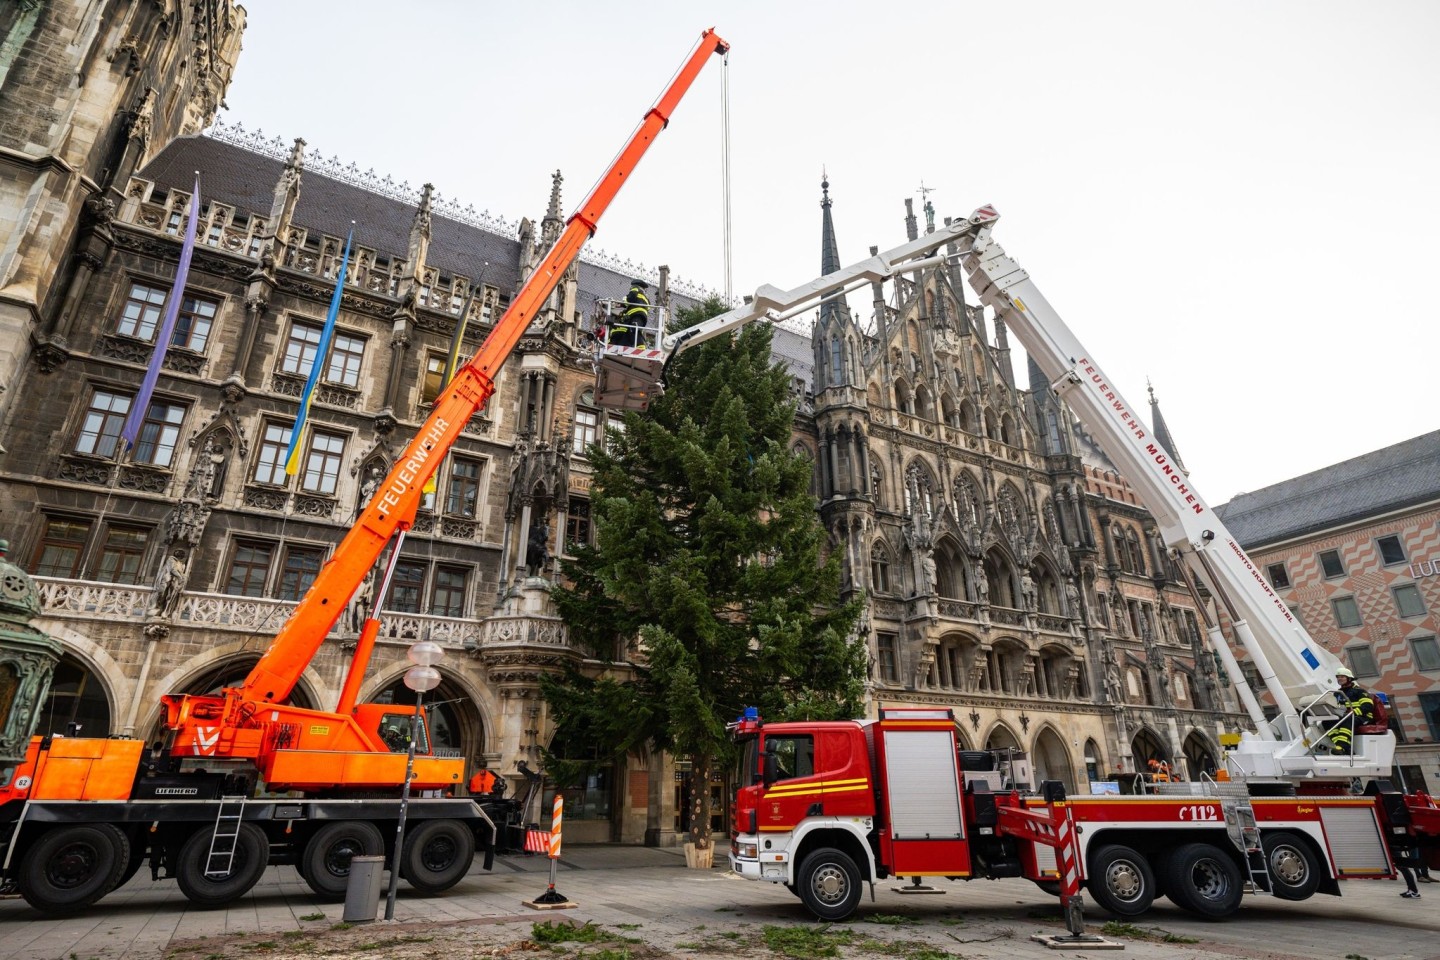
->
[612,278,650,348]
[1330,666,1376,754]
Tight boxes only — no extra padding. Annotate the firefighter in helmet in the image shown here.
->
[612,278,650,348]
[1330,666,1376,754]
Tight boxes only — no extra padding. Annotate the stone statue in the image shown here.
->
[974,560,989,602]
[1065,581,1081,617]
[526,521,550,577]
[1105,662,1123,704]
[148,550,189,618]
[347,570,375,634]
[184,436,224,501]
[1020,573,1037,610]
[357,465,383,514]
[919,554,937,595]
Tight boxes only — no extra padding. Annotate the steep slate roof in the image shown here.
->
[1216,430,1440,547]
[139,134,694,313]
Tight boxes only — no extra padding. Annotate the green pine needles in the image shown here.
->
[543,299,866,844]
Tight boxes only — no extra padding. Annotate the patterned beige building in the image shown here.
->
[1217,432,1440,792]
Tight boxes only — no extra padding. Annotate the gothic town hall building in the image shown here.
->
[0,1,1245,844]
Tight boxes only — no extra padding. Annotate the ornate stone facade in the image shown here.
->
[0,6,1244,845]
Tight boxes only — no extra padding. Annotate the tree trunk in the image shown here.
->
[690,750,712,850]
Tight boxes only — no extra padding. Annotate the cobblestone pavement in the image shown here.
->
[0,846,1434,960]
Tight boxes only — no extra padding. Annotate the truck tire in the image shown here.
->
[1086,844,1155,918]
[302,821,384,901]
[400,819,475,894]
[1163,843,1243,920]
[1262,831,1320,901]
[796,847,862,921]
[18,823,129,914]
[175,823,269,908]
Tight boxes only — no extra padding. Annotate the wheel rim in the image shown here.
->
[420,835,457,872]
[46,841,101,890]
[1187,857,1233,901]
[323,838,364,877]
[810,863,850,905]
[1270,846,1306,886]
[1105,860,1145,903]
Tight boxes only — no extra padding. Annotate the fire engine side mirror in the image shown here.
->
[762,744,779,788]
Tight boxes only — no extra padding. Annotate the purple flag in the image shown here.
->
[120,175,200,453]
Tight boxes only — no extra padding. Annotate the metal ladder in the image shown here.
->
[1222,794,1272,895]
[205,796,247,878]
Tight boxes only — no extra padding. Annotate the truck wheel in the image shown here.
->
[302,821,384,901]
[1163,843,1243,920]
[175,823,269,908]
[1086,844,1155,918]
[400,819,475,895]
[796,847,862,921]
[18,824,129,914]
[1262,831,1320,901]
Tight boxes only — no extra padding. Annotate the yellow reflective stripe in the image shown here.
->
[764,777,871,796]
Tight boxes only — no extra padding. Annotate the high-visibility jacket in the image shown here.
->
[623,285,650,325]
[1340,683,1376,724]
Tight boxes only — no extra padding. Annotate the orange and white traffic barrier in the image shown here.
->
[549,794,563,859]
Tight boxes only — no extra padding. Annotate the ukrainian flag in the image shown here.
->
[284,227,354,476]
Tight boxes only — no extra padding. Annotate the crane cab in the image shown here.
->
[584,298,670,412]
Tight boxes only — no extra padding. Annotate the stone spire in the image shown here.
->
[541,170,564,248]
[818,174,852,329]
[406,182,434,269]
[1147,381,1186,470]
[904,198,918,242]
[265,137,305,267]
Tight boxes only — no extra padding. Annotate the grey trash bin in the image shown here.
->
[343,855,386,923]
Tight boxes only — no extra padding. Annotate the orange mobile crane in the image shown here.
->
[0,28,729,916]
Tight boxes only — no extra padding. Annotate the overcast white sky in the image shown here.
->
[223,0,1440,504]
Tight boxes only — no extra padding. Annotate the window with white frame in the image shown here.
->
[327,332,365,388]
[74,388,132,459]
[301,430,345,495]
[132,400,186,468]
[117,282,168,340]
[573,406,598,455]
[253,422,292,486]
[172,294,218,352]
[281,320,323,376]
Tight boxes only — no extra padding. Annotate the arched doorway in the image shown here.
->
[1130,728,1170,772]
[1032,727,1075,792]
[1183,731,1219,781]
[37,654,112,739]
[985,724,1026,789]
[369,672,479,759]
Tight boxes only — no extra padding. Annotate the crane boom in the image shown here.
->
[240,28,729,705]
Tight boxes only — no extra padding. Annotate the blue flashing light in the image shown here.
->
[742,706,758,721]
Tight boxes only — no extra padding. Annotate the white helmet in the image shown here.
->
[1335,666,1355,679]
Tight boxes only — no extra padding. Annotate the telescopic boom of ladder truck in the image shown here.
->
[589,205,1421,925]
[0,28,728,917]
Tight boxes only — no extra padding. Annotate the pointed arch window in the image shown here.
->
[829,334,844,384]
[871,543,892,594]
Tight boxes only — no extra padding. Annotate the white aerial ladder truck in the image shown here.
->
[585,205,1396,783]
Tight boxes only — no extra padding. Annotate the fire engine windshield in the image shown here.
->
[735,736,758,787]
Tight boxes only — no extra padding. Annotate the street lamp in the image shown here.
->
[384,639,444,921]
